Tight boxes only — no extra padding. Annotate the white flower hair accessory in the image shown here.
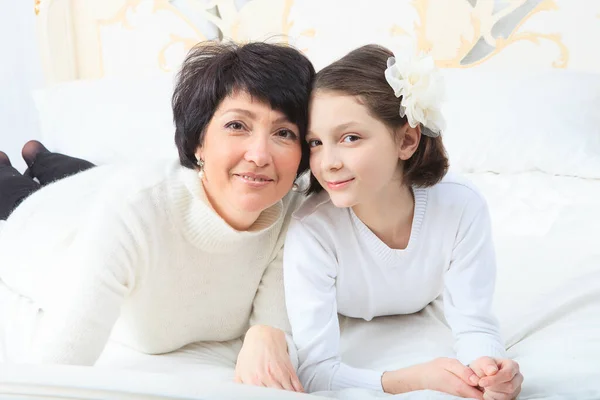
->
[384,48,446,137]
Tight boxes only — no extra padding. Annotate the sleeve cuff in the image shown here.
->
[331,363,384,392]
[285,333,299,371]
[249,315,292,335]
[457,335,507,366]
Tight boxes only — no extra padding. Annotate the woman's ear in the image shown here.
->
[397,124,421,161]
[195,146,203,163]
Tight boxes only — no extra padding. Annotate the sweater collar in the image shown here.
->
[167,165,283,252]
[349,186,428,261]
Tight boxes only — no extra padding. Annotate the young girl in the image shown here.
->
[283,45,523,400]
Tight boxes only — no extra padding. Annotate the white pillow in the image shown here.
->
[441,69,600,179]
[32,73,178,165]
[34,69,600,178]
[466,172,600,329]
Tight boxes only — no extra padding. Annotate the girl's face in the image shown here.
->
[196,91,302,229]
[307,91,416,208]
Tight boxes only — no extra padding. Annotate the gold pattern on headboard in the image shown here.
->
[476,0,568,69]
[412,0,433,53]
[154,1,212,72]
[157,0,315,67]
[99,0,209,35]
[157,0,291,71]
[99,0,140,29]
[390,24,409,37]
[97,0,211,74]
[158,34,202,71]
[282,0,295,37]
[89,0,575,77]
[34,0,41,16]
[410,0,568,69]
[282,0,317,52]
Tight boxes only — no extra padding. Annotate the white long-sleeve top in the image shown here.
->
[283,173,506,392]
[0,160,301,365]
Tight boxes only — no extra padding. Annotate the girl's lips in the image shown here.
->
[326,178,355,190]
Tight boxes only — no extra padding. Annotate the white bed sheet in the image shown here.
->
[1,172,599,399]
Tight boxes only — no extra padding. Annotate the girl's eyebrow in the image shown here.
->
[307,121,362,140]
[331,121,359,132]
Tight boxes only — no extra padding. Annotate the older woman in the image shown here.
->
[0,41,314,392]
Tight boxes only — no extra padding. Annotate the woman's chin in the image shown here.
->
[231,182,293,214]
[235,195,279,215]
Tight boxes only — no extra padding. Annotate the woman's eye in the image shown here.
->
[225,121,245,130]
[276,129,298,140]
[342,135,360,143]
[307,139,322,148]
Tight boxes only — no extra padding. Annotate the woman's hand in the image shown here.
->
[469,357,523,400]
[234,325,304,392]
[382,357,484,399]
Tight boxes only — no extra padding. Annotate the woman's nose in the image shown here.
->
[244,134,272,167]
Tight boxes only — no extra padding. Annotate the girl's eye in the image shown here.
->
[225,121,245,130]
[276,129,298,140]
[307,139,322,148]
[342,134,360,143]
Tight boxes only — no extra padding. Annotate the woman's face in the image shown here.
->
[307,91,411,208]
[196,91,302,229]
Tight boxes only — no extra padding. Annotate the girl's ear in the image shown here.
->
[397,123,421,161]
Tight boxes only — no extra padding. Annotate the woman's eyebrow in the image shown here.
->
[221,108,256,118]
[221,108,292,125]
[273,115,293,125]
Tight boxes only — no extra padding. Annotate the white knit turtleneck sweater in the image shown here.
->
[0,160,301,365]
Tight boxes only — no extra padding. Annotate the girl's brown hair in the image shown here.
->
[307,44,448,194]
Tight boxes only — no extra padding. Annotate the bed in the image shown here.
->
[1,0,599,399]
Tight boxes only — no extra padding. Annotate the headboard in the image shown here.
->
[35,0,600,85]
[31,0,600,180]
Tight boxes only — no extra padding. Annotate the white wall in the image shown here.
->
[0,0,44,172]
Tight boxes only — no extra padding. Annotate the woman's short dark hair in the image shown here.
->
[172,41,316,177]
[307,44,449,194]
